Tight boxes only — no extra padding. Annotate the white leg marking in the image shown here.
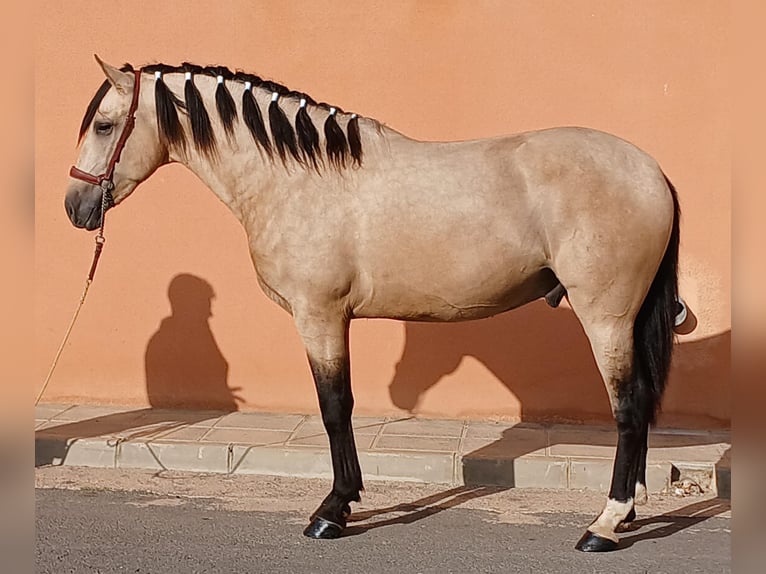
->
[634,482,648,505]
[588,498,634,542]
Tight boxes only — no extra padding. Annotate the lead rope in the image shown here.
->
[35,183,112,406]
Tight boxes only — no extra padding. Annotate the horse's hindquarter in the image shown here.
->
[514,128,675,320]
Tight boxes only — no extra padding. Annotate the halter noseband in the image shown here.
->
[69,69,143,205]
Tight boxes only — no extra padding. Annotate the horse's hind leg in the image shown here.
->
[293,310,364,539]
[633,428,649,506]
[567,313,650,552]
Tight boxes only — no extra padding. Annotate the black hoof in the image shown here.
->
[303,516,344,540]
[309,503,351,522]
[575,531,619,552]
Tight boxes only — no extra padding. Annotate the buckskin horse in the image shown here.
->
[65,57,680,551]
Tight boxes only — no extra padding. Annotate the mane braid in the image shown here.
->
[347,115,363,166]
[295,102,322,172]
[182,66,217,157]
[238,76,272,157]
[144,65,187,153]
[206,67,238,139]
[268,97,302,165]
[324,111,349,169]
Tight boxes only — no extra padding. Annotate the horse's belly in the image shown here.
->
[352,267,556,322]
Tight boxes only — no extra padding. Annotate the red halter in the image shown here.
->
[69,69,143,193]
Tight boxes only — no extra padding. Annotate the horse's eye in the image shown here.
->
[95,122,113,136]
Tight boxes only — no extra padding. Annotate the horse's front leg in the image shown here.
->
[294,311,363,539]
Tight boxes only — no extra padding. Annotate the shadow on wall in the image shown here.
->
[35,273,240,466]
[145,273,242,411]
[389,301,730,428]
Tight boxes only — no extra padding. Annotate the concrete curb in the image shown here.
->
[35,404,730,497]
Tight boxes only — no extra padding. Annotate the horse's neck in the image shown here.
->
[157,75,396,224]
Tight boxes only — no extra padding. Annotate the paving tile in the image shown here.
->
[37,413,153,440]
[463,421,516,440]
[374,435,460,453]
[512,458,569,489]
[108,423,189,441]
[715,463,731,499]
[142,442,229,473]
[548,428,617,458]
[152,426,211,442]
[35,403,74,420]
[133,409,227,428]
[647,442,729,463]
[48,404,143,421]
[460,455,568,488]
[358,451,455,484]
[351,417,389,435]
[36,436,117,468]
[35,421,72,433]
[286,432,329,448]
[651,427,730,442]
[381,418,465,437]
[35,418,182,442]
[214,412,304,431]
[117,442,164,470]
[569,458,614,492]
[231,445,332,477]
[645,462,672,494]
[202,428,292,445]
[461,427,547,458]
[35,436,70,467]
[288,432,374,450]
[292,416,385,439]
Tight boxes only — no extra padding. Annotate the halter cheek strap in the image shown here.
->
[69,69,143,197]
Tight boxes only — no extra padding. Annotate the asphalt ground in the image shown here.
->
[36,467,730,574]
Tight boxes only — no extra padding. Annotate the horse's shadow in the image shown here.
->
[343,484,729,548]
[389,301,731,428]
[344,485,503,535]
[35,273,241,467]
[617,496,730,549]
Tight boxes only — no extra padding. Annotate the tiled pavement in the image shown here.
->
[35,404,731,497]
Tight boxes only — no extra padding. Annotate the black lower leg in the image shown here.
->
[576,382,647,552]
[636,425,648,493]
[304,356,363,539]
[622,424,649,524]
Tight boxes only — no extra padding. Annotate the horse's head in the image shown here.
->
[66,56,167,230]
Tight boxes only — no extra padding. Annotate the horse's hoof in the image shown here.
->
[309,503,351,522]
[303,516,344,539]
[574,531,619,552]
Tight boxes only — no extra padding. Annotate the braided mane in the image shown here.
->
[79,62,365,171]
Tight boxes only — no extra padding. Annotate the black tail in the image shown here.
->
[632,173,680,424]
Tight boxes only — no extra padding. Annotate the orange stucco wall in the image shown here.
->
[35,2,729,428]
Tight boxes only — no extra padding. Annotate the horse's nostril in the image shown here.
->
[65,196,77,221]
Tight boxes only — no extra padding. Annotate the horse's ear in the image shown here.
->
[94,54,133,95]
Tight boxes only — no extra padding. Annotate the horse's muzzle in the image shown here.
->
[65,186,107,231]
